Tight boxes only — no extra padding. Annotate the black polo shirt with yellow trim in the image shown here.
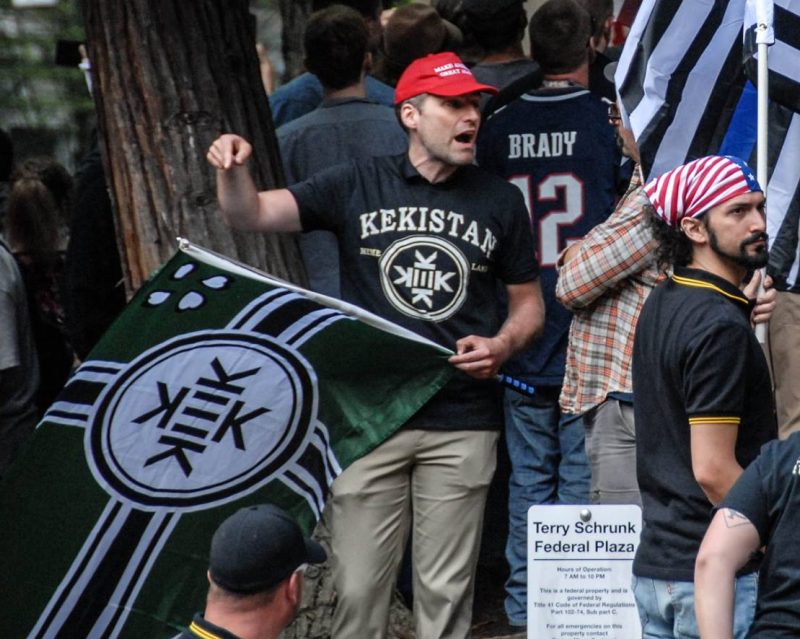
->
[631,266,776,581]
[174,613,241,639]
[288,153,539,431]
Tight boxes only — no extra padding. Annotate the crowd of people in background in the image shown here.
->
[2,1,799,638]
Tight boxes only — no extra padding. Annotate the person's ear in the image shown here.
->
[681,217,707,244]
[207,571,213,585]
[286,571,303,607]
[400,102,420,131]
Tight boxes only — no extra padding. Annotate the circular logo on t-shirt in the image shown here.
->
[86,331,317,511]
[379,235,470,322]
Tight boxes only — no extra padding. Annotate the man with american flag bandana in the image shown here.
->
[630,155,778,639]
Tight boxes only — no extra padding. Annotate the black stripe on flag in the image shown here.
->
[95,513,176,639]
[254,297,324,338]
[618,0,691,115]
[295,440,332,505]
[286,309,342,346]
[744,4,800,113]
[58,379,107,406]
[775,4,800,50]
[235,289,294,328]
[47,410,89,423]
[684,41,747,164]
[285,469,325,516]
[52,510,156,639]
[79,365,122,375]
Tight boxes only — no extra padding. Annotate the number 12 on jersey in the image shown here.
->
[509,173,585,268]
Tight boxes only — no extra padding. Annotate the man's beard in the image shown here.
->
[708,227,770,269]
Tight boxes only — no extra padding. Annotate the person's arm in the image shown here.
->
[691,425,744,505]
[556,183,659,310]
[685,320,756,504]
[206,134,301,233]
[449,279,544,379]
[695,508,760,639]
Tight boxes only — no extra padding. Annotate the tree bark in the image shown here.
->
[282,511,416,639]
[278,0,312,83]
[83,0,307,292]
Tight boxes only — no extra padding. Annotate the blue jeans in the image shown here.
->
[632,574,757,639]
[503,387,590,625]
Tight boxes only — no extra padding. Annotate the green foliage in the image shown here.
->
[0,0,93,135]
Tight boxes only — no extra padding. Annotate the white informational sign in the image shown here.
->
[528,505,642,639]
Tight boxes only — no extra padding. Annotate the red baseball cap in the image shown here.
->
[394,52,498,104]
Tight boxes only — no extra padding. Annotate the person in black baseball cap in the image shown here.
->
[174,504,326,639]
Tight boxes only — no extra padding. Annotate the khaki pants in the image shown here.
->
[769,290,800,439]
[330,428,499,639]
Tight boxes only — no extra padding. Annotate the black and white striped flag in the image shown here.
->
[615,0,800,289]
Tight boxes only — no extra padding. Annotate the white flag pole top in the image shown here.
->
[750,0,774,342]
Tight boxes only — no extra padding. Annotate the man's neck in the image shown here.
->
[204,606,283,639]
[479,43,526,65]
[407,144,459,184]
[322,78,367,101]
[543,63,589,89]
[686,253,747,288]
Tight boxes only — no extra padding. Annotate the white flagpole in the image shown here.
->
[754,0,773,343]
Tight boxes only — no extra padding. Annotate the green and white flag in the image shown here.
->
[0,241,454,639]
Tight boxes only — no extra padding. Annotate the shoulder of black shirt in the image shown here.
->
[481,54,616,122]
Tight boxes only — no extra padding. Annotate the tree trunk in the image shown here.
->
[83,0,307,292]
[279,0,312,83]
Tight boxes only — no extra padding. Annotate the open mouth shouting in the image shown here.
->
[454,130,476,147]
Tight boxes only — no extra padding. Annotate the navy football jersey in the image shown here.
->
[477,85,621,386]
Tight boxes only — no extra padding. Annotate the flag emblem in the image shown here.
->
[87,331,318,510]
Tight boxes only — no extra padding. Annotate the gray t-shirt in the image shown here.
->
[0,240,39,472]
[278,97,408,299]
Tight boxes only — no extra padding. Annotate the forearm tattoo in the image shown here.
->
[722,508,751,528]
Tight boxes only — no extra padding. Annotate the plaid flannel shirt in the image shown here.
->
[556,169,667,415]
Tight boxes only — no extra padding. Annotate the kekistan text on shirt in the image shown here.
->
[359,207,498,259]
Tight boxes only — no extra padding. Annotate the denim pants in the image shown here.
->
[632,574,758,639]
[504,387,591,625]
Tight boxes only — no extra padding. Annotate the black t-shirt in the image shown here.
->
[719,433,800,637]
[289,153,539,430]
[632,266,776,581]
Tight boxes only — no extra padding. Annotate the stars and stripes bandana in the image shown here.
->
[644,155,762,226]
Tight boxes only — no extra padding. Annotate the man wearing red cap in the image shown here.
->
[207,52,544,639]
[630,156,777,639]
